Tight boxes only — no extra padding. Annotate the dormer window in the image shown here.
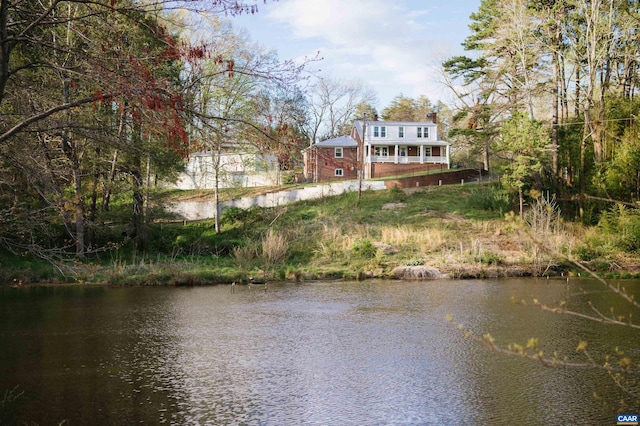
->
[417,127,430,138]
[373,126,386,137]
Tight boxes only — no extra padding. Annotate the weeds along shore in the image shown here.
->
[3,183,640,286]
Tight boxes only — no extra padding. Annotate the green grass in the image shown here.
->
[4,182,634,285]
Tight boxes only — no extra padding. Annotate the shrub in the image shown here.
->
[221,206,264,226]
[598,204,640,253]
[233,242,258,271]
[525,196,561,235]
[352,238,377,259]
[389,185,406,202]
[261,229,289,268]
[466,184,511,214]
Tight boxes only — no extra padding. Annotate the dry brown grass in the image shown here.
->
[261,229,289,268]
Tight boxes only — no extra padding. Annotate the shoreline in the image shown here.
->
[3,261,638,288]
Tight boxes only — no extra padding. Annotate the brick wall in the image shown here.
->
[383,169,485,189]
[312,146,359,181]
[371,162,446,178]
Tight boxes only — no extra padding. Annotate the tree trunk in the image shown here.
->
[483,139,490,173]
[144,153,151,222]
[0,0,13,105]
[102,149,118,212]
[62,79,85,257]
[131,116,146,251]
[89,147,100,222]
[214,147,221,233]
[72,161,85,257]
[519,188,524,219]
[552,46,559,177]
[357,119,366,205]
[575,66,581,118]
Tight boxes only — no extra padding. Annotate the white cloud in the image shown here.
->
[257,0,472,107]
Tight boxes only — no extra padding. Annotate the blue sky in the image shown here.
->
[232,0,480,109]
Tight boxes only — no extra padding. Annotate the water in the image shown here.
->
[0,278,637,425]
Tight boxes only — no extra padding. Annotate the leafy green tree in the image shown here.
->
[380,94,435,122]
[497,111,551,216]
[381,95,418,121]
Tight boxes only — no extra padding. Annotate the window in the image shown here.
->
[424,147,432,157]
[399,126,404,138]
[373,126,386,137]
[335,147,343,158]
[417,127,430,138]
[373,146,389,157]
[335,168,344,177]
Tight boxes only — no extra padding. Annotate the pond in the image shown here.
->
[0,278,637,425]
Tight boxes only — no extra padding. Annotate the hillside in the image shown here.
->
[3,182,640,286]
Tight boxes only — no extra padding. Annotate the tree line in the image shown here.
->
[8,0,638,261]
[0,0,450,261]
[442,0,640,218]
[0,0,312,259]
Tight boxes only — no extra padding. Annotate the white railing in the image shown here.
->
[368,155,447,164]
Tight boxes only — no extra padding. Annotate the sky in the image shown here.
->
[232,0,481,110]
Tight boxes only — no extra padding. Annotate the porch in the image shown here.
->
[365,143,450,166]
[368,155,448,164]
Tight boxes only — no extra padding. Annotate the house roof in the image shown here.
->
[311,135,358,148]
[352,120,448,144]
[354,119,437,127]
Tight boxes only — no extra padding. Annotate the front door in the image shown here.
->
[399,147,408,163]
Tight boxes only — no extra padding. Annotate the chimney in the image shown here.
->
[427,112,437,124]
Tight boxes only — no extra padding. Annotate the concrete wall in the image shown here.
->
[167,180,387,221]
[167,169,486,221]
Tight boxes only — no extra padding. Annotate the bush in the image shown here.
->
[598,204,640,253]
[220,206,264,226]
[352,238,377,259]
[233,242,259,271]
[466,184,511,214]
[261,229,289,268]
[389,185,406,202]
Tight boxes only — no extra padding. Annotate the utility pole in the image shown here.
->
[357,114,367,204]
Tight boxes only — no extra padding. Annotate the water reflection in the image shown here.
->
[0,279,637,425]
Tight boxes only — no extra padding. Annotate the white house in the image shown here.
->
[173,151,280,190]
[304,114,451,181]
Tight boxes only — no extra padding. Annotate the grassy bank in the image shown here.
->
[3,183,640,286]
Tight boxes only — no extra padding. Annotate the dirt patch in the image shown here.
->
[382,202,407,210]
[423,209,466,221]
[374,242,399,255]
